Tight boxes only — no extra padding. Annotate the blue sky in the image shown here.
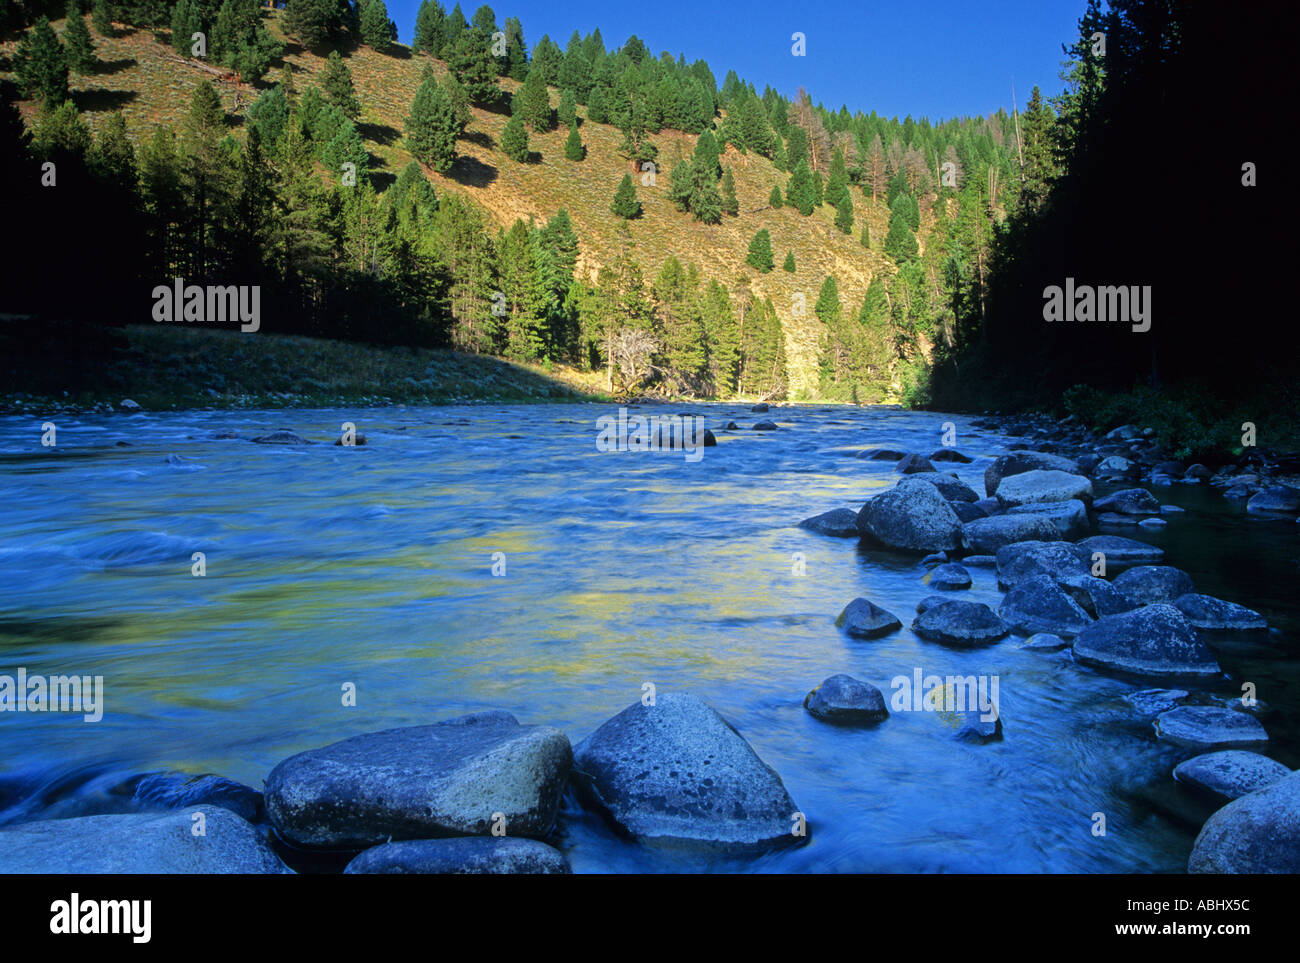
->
[385,0,1089,121]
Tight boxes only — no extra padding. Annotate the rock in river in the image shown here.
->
[571,693,803,854]
[836,597,902,638]
[1093,488,1162,515]
[998,575,1094,638]
[1173,593,1268,632]
[984,450,1080,496]
[857,477,962,553]
[252,430,311,445]
[926,562,972,590]
[798,507,860,537]
[0,808,288,873]
[1188,770,1300,873]
[1174,751,1291,803]
[995,540,1090,588]
[1112,565,1195,605]
[344,836,571,875]
[264,710,573,849]
[1155,706,1268,750]
[1246,485,1300,515]
[1007,499,1090,539]
[1076,535,1165,566]
[894,453,936,474]
[804,674,889,724]
[1072,604,1220,679]
[1055,574,1139,618]
[961,514,1062,554]
[994,469,1093,508]
[911,600,1009,647]
[911,472,979,502]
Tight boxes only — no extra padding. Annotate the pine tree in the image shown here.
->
[746,229,773,273]
[557,88,577,129]
[782,250,795,272]
[213,0,281,84]
[500,110,528,162]
[321,51,361,120]
[412,0,445,57]
[447,19,500,105]
[503,16,528,80]
[16,17,69,107]
[88,110,136,185]
[692,129,720,180]
[284,0,341,48]
[884,207,918,263]
[610,173,640,219]
[787,159,814,215]
[247,84,289,145]
[405,72,460,172]
[769,184,782,209]
[825,146,849,209]
[860,224,870,248]
[359,0,391,52]
[834,192,854,233]
[170,0,200,57]
[812,169,824,206]
[515,67,552,131]
[720,166,738,216]
[91,0,112,36]
[563,119,583,161]
[63,4,96,75]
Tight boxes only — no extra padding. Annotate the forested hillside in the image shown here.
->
[1,0,1028,401]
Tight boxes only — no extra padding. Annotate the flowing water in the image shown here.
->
[1,403,1296,873]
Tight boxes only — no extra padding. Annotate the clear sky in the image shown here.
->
[384,0,1089,121]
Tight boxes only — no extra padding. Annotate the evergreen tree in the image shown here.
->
[88,110,136,186]
[170,0,200,56]
[824,146,849,209]
[213,0,281,83]
[500,110,528,162]
[563,119,583,161]
[447,17,499,105]
[860,224,870,248]
[884,206,918,263]
[768,184,782,208]
[746,228,773,273]
[284,0,341,48]
[247,84,289,146]
[16,16,69,106]
[787,159,814,215]
[668,157,722,224]
[91,0,112,36]
[720,166,738,216]
[63,4,96,75]
[610,173,640,219]
[557,88,577,129]
[834,192,854,233]
[359,0,392,52]
[771,133,787,172]
[515,67,552,131]
[692,129,720,180]
[321,51,361,120]
[782,250,795,272]
[405,71,461,172]
[812,169,824,206]
[503,16,527,79]
[412,0,445,56]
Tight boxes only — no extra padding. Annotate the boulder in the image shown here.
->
[1123,688,1189,716]
[1076,535,1165,566]
[752,420,778,431]
[984,450,1080,496]
[1056,575,1139,618]
[929,448,973,463]
[1006,499,1090,539]
[702,429,717,447]
[798,508,860,537]
[951,501,986,523]
[911,472,979,502]
[751,404,769,413]
[1173,751,1291,803]
[0,808,288,874]
[572,693,802,854]
[1173,593,1268,632]
[1189,771,1300,873]
[911,600,1009,647]
[1184,464,1213,482]
[1072,604,1220,679]
[804,675,889,724]
[1093,488,1162,515]
[835,598,902,638]
[344,837,571,874]
[1246,485,1300,515]
[1155,706,1268,750]
[1112,565,1195,605]
[997,575,1094,638]
[1095,455,1139,479]
[894,453,936,474]
[119,398,141,412]
[962,554,997,568]
[859,448,907,461]
[857,477,962,553]
[961,514,1061,555]
[994,470,1093,509]
[127,771,262,823]
[252,430,310,445]
[926,563,972,590]
[915,595,950,614]
[1020,633,1069,651]
[995,541,1090,588]
[264,711,573,849]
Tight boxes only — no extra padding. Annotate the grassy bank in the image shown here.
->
[0,319,610,410]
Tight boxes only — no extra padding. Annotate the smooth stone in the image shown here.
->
[751,404,769,412]
[333,434,368,446]
[857,477,962,553]
[1184,464,1213,482]
[994,470,1093,509]
[1076,535,1165,565]
[1056,574,1139,618]
[859,448,907,461]
[1073,604,1221,679]
[798,508,860,537]
[962,554,997,568]
[961,514,1062,554]
[1097,512,1140,526]
[127,771,262,823]
[920,552,948,566]
[1189,771,1300,873]
[344,837,571,874]
[929,448,973,463]
[835,598,902,638]
[1246,485,1300,514]
[1093,488,1162,515]
[915,595,949,614]
[1173,593,1268,632]
[984,450,1080,496]
[1174,751,1291,802]
[571,693,802,854]
[1123,688,1189,715]
[926,562,971,590]
[752,420,778,431]
[119,398,141,411]
[1006,499,1090,539]
[1020,633,1069,651]
[1105,424,1140,441]
[951,501,986,522]
[1155,706,1268,750]
[911,472,979,502]
[702,429,717,446]
[954,711,1003,743]
[804,674,889,724]
[1159,505,1185,514]
[997,574,1094,638]
[252,430,311,445]
[995,541,1090,588]
[911,600,1009,647]
[1138,517,1167,529]
[1095,455,1139,478]
[894,453,936,474]
[1112,565,1195,605]
[0,808,289,874]
[264,711,573,849]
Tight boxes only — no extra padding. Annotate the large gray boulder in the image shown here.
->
[1188,771,1300,873]
[995,541,1090,588]
[344,837,571,874]
[911,600,1009,647]
[1076,535,1165,566]
[1072,604,1221,679]
[911,473,980,502]
[798,508,860,537]
[571,693,802,854]
[997,575,1094,638]
[1173,593,1268,632]
[1056,575,1140,618]
[1112,565,1195,605]
[1246,485,1300,515]
[994,470,1093,509]
[804,675,889,724]
[961,514,1062,554]
[1093,488,1162,515]
[1173,751,1291,803]
[857,477,962,553]
[1007,499,1090,539]
[0,808,289,873]
[1155,706,1268,750]
[926,562,972,590]
[985,450,1080,496]
[835,597,902,638]
[264,711,573,849]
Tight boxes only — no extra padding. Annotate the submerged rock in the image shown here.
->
[1112,565,1195,605]
[926,562,972,590]
[344,837,571,875]
[998,575,1094,638]
[804,674,889,724]
[1174,751,1290,803]
[894,453,936,474]
[1188,771,1300,873]
[752,420,778,431]
[252,430,311,445]
[571,693,803,854]
[1073,605,1220,679]
[836,598,902,638]
[859,448,907,461]
[0,808,288,874]
[857,477,962,553]
[798,508,860,537]
[1154,706,1268,750]
[911,600,1009,647]
[264,711,573,849]
[1173,593,1268,632]
[929,448,973,463]
[1123,688,1189,716]
[1020,633,1069,651]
